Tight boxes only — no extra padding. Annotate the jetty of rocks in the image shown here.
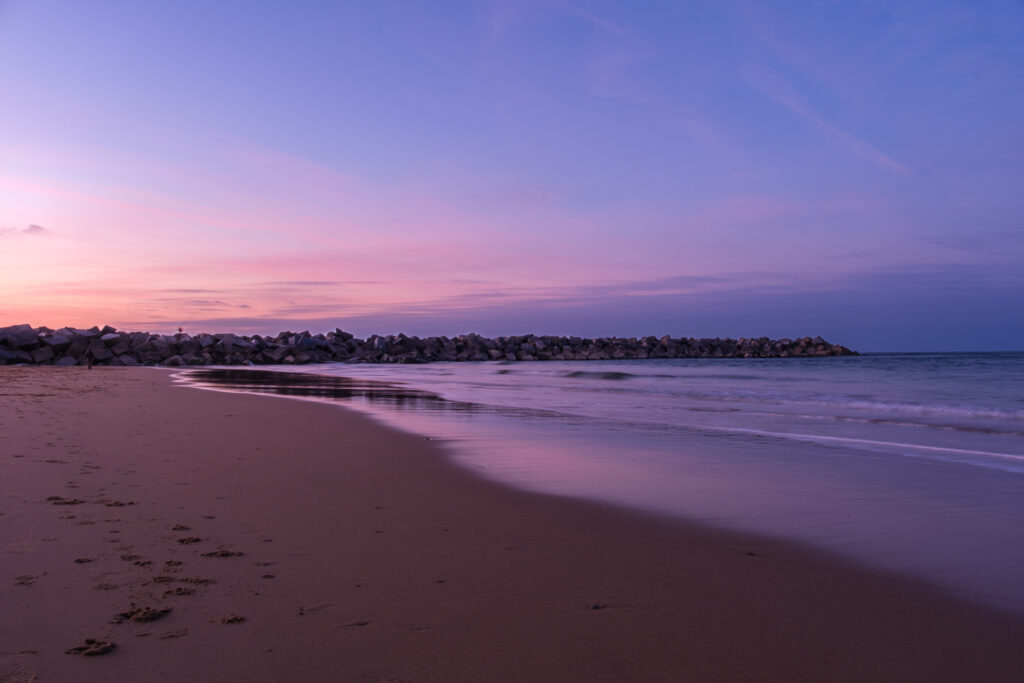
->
[0,324,857,367]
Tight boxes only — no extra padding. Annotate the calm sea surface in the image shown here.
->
[184,352,1024,614]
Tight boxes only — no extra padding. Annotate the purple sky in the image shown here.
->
[1,1,1022,351]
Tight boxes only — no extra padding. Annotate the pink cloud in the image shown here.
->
[0,133,919,334]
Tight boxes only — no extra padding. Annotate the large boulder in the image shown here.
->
[41,334,72,352]
[3,329,40,351]
[88,343,113,362]
[0,323,33,346]
[65,337,90,358]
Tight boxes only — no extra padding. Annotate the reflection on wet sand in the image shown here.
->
[187,368,480,414]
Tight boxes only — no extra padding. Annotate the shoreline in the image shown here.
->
[182,363,1024,617]
[3,366,1024,681]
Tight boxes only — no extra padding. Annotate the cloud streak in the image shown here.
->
[742,64,910,175]
[547,0,627,36]
[0,224,50,237]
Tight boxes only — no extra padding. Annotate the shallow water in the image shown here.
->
[184,353,1024,615]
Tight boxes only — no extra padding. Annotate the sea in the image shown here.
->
[183,352,1024,615]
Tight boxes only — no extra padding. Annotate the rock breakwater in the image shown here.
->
[0,324,857,367]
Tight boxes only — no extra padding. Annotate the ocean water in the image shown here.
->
[184,352,1024,614]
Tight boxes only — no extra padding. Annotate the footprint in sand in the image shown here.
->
[111,606,171,624]
[298,604,333,616]
[147,576,178,585]
[1,662,38,682]
[177,576,216,585]
[47,496,84,506]
[200,549,244,558]
[65,639,116,656]
[159,627,188,640]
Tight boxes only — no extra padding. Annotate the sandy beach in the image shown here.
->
[3,367,1024,682]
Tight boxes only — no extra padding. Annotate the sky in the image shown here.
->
[1,1,1022,351]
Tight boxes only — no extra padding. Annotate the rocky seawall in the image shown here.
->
[0,324,858,367]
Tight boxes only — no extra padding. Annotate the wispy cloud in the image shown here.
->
[588,48,654,100]
[1,223,50,237]
[742,64,910,175]
[258,280,339,287]
[160,288,222,294]
[547,0,626,36]
[922,226,1024,255]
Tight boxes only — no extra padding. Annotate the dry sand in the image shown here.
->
[3,366,1024,682]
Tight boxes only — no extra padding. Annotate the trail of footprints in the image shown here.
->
[21,469,271,659]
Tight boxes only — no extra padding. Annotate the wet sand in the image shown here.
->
[3,367,1024,682]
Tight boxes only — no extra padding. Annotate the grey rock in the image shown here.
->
[66,338,90,358]
[42,334,72,352]
[5,330,40,350]
[88,343,113,362]
[0,324,858,365]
